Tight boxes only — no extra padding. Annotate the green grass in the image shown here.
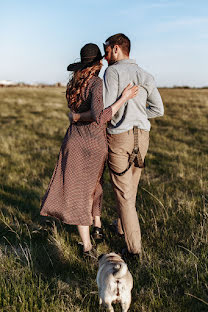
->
[0,87,208,311]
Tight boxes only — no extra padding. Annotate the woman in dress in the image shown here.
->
[40,43,138,257]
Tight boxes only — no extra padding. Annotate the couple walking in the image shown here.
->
[40,33,164,258]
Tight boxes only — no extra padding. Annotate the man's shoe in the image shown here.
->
[110,220,124,237]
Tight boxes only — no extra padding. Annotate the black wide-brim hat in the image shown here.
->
[67,43,103,71]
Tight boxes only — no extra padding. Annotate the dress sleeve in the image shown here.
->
[90,77,112,125]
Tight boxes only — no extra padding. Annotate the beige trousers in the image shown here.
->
[107,129,149,254]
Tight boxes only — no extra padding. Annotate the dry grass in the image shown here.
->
[0,87,208,311]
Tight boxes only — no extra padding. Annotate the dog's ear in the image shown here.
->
[98,254,105,261]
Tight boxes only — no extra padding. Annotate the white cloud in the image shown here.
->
[167,17,208,26]
[144,1,182,9]
[153,16,208,33]
[118,0,182,16]
[200,33,208,39]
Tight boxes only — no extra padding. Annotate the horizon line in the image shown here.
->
[0,80,208,89]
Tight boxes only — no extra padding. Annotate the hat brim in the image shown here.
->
[67,62,84,72]
[67,55,104,72]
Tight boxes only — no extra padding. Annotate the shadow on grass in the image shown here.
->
[0,222,100,311]
[0,216,95,284]
[0,181,98,285]
[0,184,40,218]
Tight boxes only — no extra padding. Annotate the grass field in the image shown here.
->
[0,86,208,312]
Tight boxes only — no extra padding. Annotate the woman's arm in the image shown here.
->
[69,110,92,123]
[69,81,138,124]
[110,83,138,116]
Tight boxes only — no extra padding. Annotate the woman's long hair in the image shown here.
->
[66,61,102,111]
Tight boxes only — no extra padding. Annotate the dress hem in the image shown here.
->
[40,211,95,226]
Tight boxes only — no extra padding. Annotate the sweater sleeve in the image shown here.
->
[103,66,119,108]
[145,76,164,118]
[90,77,112,125]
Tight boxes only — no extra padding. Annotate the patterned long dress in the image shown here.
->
[40,76,112,226]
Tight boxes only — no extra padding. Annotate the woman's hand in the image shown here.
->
[122,83,139,101]
[68,112,79,123]
[68,111,93,123]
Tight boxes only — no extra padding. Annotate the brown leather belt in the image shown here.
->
[108,126,145,176]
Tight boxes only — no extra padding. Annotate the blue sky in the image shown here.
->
[1,0,208,87]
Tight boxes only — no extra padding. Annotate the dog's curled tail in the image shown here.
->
[113,263,127,279]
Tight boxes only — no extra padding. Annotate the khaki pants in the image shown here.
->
[107,129,149,254]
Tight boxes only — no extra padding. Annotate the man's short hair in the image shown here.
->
[105,33,131,56]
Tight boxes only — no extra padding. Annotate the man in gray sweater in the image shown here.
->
[103,33,164,256]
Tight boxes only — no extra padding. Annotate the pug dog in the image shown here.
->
[96,252,133,312]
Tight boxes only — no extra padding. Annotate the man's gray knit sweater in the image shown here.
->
[103,59,164,134]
